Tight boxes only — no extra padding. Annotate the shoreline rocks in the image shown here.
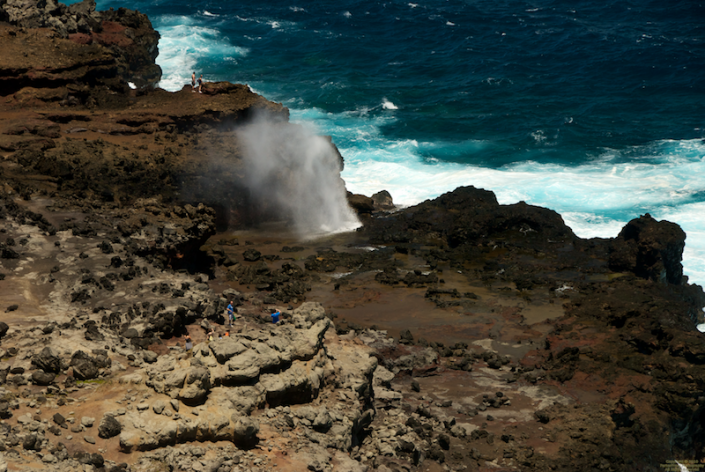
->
[0,1,704,471]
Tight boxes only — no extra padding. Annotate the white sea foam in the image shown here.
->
[382,99,398,110]
[153,14,705,286]
[293,105,705,286]
[202,10,218,17]
[154,15,249,91]
[343,11,352,18]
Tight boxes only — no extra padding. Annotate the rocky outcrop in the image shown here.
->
[364,186,575,248]
[0,0,161,90]
[1,3,705,470]
[609,213,686,284]
[112,303,378,453]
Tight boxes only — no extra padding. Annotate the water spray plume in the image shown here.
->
[236,115,361,239]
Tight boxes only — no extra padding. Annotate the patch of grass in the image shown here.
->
[607,273,628,281]
[75,378,109,386]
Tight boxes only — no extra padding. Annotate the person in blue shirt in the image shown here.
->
[226,301,235,327]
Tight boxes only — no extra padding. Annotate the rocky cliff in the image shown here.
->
[2,2,705,472]
[0,0,161,90]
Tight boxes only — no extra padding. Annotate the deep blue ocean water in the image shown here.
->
[91,0,705,286]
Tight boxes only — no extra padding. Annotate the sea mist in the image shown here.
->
[236,116,361,238]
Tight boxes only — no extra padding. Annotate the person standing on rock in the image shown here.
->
[226,300,235,327]
[191,71,196,92]
[185,335,193,350]
[198,74,204,93]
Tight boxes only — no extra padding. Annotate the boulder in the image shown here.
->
[313,409,333,433]
[347,192,375,215]
[243,248,261,262]
[231,415,259,448]
[98,414,121,439]
[70,350,99,380]
[32,346,61,373]
[178,367,211,405]
[292,302,327,325]
[371,190,395,210]
[209,338,248,364]
[609,213,686,284]
[31,370,55,385]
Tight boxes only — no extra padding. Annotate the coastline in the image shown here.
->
[1,2,705,471]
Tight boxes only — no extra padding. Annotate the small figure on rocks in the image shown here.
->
[185,336,193,350]
[226,300,235,326]
[208,330,214,343]
[198,74,203,93]
[191,71,196,91]
[225,330,230,337]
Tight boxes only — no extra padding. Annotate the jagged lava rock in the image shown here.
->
[609,213,686,284]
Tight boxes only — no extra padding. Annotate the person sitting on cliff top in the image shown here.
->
[191,71,196,92]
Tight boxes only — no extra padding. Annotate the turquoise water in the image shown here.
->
[95,0,705,286]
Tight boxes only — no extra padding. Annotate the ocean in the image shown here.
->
[91,0,705,286]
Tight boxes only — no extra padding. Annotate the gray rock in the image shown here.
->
[292,302,327,325]
[81,416,95,427]
[31,370,55,386]
[209,338,248,364]
[153,400,166,415]
[313,409,333,433]
[143,351,158,364]
[231,415,259,448]
[67,0,96,16]
[32,347,61,374]
[178,367,211,406]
